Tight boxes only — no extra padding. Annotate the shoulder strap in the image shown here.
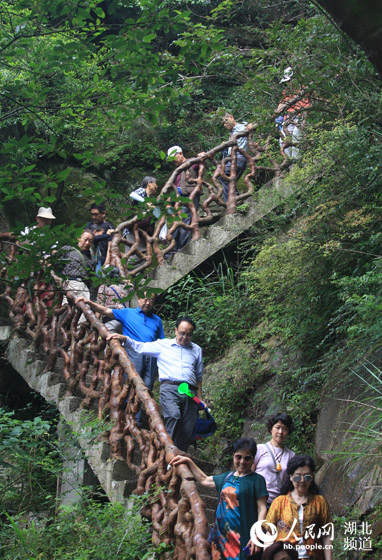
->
[110,286,127,308]
[72,247,90,272]
[265,443,282,493]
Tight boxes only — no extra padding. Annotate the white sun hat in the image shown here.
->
[167,145,183,158]
[37,207,56,219]
[280,66,293,83]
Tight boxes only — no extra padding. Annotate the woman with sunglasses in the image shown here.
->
[170,438,268,559]
[265,455,332,559]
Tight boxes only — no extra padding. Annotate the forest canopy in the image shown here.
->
[0,0,379,225]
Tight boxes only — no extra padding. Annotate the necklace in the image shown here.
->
[291,491,308,506]
[270,442,284,472]
[232,471,250,482]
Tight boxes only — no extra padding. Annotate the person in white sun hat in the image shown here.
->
[21,206,56,236]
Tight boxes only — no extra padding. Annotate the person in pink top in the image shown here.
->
[253,412,295,506]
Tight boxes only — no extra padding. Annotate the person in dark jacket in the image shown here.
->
[60,230,96,316]
[84,203,114,269]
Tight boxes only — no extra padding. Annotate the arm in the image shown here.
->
[109,334,161,358]
[169,455,215,488]
[247,496,269,555]
[158,320,165,339]
[322,535,332,560]
[76,298,114,319]
[257,496,267,521]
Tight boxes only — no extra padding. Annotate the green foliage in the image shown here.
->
[0,406,59,514]
[161,258,258,361]
[0,405,162,559]
[0,0,228,215]
[202,343,263,452]
[330,362,382,495]
[1,497,164,560]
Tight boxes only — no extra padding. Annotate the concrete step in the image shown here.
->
[148,175,298,292]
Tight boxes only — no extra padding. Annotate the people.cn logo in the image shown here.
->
[250,521,278,548]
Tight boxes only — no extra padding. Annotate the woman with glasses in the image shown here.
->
[253,412,295,506]
[265,455,332,560]
[170,437,268,559]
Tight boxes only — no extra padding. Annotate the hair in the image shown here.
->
[266,412,294,434]
[232,437,257,457]
[100,265,120,279]
[82,229,94,238]
[280,454,319,495]
[141,176,156,189]
[175,316,196,330]
[262,541,298,560]
[90,203,106,213]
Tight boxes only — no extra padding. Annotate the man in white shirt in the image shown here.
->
[107,315,203,451]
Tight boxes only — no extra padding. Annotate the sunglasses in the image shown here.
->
[234,454,253,462]
[292,474,313,483]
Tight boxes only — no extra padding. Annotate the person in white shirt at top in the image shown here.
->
[21,206,56,236]
[253,412,295,506]
[106,315,203,452]
[20,207,58,261]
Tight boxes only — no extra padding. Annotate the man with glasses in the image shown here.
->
[106,316,203,452]
[77,292,164,393]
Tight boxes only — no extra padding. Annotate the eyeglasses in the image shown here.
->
[292,474,313,483]
[234,454,253,462]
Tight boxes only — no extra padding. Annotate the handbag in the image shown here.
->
[191,407,217,442]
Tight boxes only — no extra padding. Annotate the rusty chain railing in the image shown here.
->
[0,246,209,558]
[109,120,292,277]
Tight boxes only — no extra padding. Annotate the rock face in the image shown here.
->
[315,364,382,515]
[203,332,382,517]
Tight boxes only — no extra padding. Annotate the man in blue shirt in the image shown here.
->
[77,293,164,391]
[107,316,203,452]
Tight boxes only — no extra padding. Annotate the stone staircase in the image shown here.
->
[3,328,218,518]
[0,169,302,550]
[149,174,298,291]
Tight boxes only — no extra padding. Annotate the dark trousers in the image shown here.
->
[159,384,199,451]
[169,195,200,256]
[125,348,158,425]
[218,156,247,201]
[125,348,157,391]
